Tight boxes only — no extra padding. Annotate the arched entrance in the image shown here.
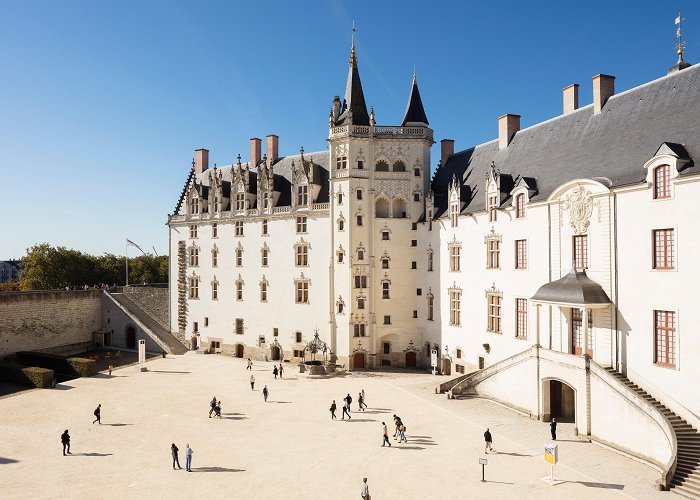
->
[353,352,365,369]
[270,345,281,361]
[236,344,244,358]
[543,379,576,423]
[405,351,417,368]
[126,326,136,350]
[441,358,451,376]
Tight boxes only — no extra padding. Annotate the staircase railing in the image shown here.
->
[449,347,534,397]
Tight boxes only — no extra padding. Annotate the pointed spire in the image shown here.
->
[668,12,692,74]
[401,69,429,126]
[335,24,370,126]
[349,20,357,68]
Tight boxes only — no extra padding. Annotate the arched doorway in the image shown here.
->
[543,379,576,423]
[405,351,417,368]
[236,344,244,358]
[270,345,281,361]
[353,352,365,369]
[126,326,136,350]
[441,358,451,376]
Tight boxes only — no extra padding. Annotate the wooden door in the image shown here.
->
[405,351,417,368]
[126,326,136,349]
[353,352,365,369]
[236,344,244,358]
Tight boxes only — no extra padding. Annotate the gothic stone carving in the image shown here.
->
[563,185,593,234]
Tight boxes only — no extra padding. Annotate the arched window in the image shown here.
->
[392,160,406,172]
[654,165,671,199]
[393,198,407,218]
[375,198,390,218]
[515,193,526,218]
[375,160,389,172]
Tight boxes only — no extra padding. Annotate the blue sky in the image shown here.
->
[1,0,697,258]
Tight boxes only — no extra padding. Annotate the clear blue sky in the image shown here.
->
[1,0,697,258]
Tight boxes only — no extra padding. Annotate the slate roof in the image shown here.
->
[432,63,700,218]
[335,48,370,126]
[531,269,612,306]
[402,75,429,126]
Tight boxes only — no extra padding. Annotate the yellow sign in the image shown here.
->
[544,443,558,465]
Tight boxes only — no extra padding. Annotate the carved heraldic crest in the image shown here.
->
[564,186,593,234]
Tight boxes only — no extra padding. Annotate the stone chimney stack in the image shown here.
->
[593,74,615,114]
[440,139,454,166]
[563,84,579,114]
[332,96,341,122]
[194,148,209,174]
[250,138,262,166]
[498,114,520,149]
[266,135,279,166]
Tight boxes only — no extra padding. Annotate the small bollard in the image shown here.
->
[479,458,487,482]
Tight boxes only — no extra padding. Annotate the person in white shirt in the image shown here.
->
[185,444,193,472]
[361,477,370,500]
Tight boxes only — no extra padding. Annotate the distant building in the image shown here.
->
[0,260,21,283]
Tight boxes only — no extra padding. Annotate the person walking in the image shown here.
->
[484,428,494,453]
[171,443,182,470]
[345,393,353,412]
[108,364,113,376]
[61,430,71,456]
[361,477,370,500]
[209,396,217,418]
[550,418,557,440]
[381,422,391,447]
[342,400,352,420]
[273,366,278,379]
[361,388,365,405]
[185,444,193,472]
[246,358,252,370]
[330,400,337,420]
[92,404,101,424]
[279,363,283,379]
[263,385,269,402]
[250,375,255,390]
[398,422,407,443]
[358,392,366,411]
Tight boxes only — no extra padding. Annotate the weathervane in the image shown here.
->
[675,12,686,63]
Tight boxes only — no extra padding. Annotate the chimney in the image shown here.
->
[194,148,209,174]
[593,74,615,114]
[440,139,454,166]
[498,114,520,149]
[563,84,579,114]
[332,96,341,122]
[266,135,279,165]
[250,138,261,166]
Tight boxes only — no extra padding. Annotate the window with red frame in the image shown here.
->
[654,165,671,199]
[654,310,676,367]
[573,235,588,270]
[515,240,527,270]
[515,193,526,218]
[653,229,674,269]
[516,298,527,339]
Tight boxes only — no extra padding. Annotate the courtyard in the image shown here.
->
[0,354,668,499]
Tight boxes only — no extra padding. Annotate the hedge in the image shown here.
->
[67,357,97,377]
[16,351,96,378]
[0,364,54,388]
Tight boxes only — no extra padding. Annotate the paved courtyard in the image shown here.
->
[0,354,669,499]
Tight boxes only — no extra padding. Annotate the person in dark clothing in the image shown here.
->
[484,428,493,453]
[61,430,71,455]
[93,404,101,424]
[209,396,217,418]
[330,400,337,420]
[345,393,353,411]
[550,419,557,440]
[273,366,278,379]
[263,385,269,402]
[214,400,222,418]
[342,401,352,420]
[171,443,182,469]
[358,392,367,411]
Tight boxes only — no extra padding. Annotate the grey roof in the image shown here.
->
[336,49,370,126]
[402,75,429,126]
[432,63,700,217]
[531,269,612,306]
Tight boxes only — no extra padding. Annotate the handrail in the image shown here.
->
[450,347,534,396]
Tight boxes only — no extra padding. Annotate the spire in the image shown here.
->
[401,69,429,126]
[335,23,370,126]
[668,12,692,74]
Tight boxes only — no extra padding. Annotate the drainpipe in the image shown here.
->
[613,192,620,372]
[547,203,553,350]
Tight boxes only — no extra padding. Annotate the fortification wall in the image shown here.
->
[123,286,169,329]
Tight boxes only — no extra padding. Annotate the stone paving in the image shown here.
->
[0,355,669,499]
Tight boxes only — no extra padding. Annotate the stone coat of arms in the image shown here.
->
[563,186,593,234]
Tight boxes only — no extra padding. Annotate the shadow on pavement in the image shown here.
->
[395,445,425,450]
[493,451,531,457]
[104,423,133,426]
[221,416,248,420]
[269,401,292,404]
[573,481,625,490]
[0,457,19,464]
[150,370,191,374]
[192,467,245,473]
[73,453,113,457]
[343,418,376,423]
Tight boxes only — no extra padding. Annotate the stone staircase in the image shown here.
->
[107,292,189,355]
[605,368,700,498]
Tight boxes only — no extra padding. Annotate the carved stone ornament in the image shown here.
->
[563,185,593,234]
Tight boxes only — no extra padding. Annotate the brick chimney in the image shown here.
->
[440,139,454,166]
[194,148,209,174]
[563,84,579,114]
[250,138,261,166]
[266,135,279,165]
[593,74,615,114]
[498,114,520,149]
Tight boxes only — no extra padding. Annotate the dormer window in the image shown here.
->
[450,202,459,228]
[654,165,671,199]
[297,184,308,206]
[235,192,245,211]
[190,196,199,214]
[515,193,526,219]
[488,194,498,222]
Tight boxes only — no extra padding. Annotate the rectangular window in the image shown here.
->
[449,245,461,272]
[193,321,198,333]
[211,223,218,238]
[357,160,363,170]
[296,216,307,234]
[295,245,309,267]
[212,282,218,300]
[236,281,243,301]
[336,156,347,170]
[190,197,199,214]
[571,309,593,355]
[427,295,434,321]
[488,194,498,222]
[338,251,344,263]
[428,252,433,271]
[296,331,302,343]
[487,293,502,333]
[357,250,364,261]
[653,229,674,270]
[383,315,391,325]
[353,324,366,337]
[381,231,390,241]
[516,298,527,339]
[295,281,309,304]
[381,258,389,269]
[413,193,420,202]
[382,282,390,299]
[273,328,279,337]
[236,248,243,267]
[417,288,422,296]
[357,297,365,309]
[515,193,526,219]
[354,276,368,289]
[188,277,199,299]
[654,165,671,199]
[654,310,676,367]
[235,318,244,335]
[413,310,418,318]
[356,215,363,226]
[411,261,417,269]
[357,189,363,200]
[450,289,461,326]
[515,239,527,270]
[262,219,268,235]
[260,282,268,302]
[297,185,308,206]
[456,348,462,359]
[235,221,244,236]
[411,240,417,247]
[456,364,465,374]
[258,336,266,346]
[261,248,269,266]
[383,342,391,354]
[574,235,588,270]
[235,192,245,211]
[337,193,343,205]
[486,238,500,269]
[450,202,459,227]
[189,247,199,266]
[212,250,218,267]
[189,225,198,238]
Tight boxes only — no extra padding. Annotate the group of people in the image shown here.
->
[170,443,193,471]
[208,396,222,418]
[380,414,407,446]
[329,390,367,420]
